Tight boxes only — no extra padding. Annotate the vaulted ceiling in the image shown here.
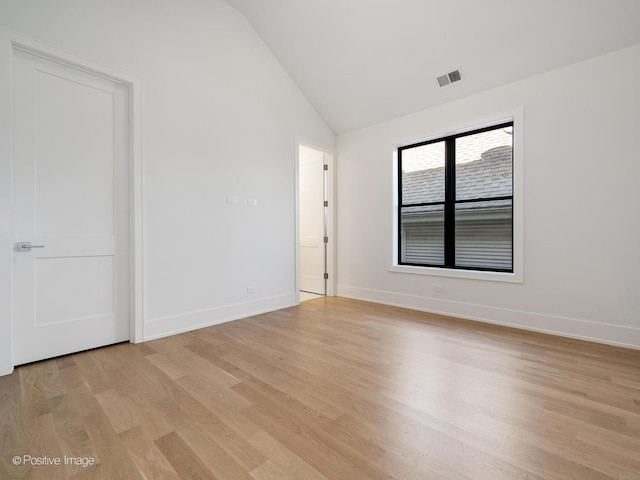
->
[222,0,640,134]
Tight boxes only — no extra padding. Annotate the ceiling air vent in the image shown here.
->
[437,69,462,87]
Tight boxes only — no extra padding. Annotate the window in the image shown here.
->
[398,122,513,272]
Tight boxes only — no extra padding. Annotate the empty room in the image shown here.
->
[1,0,639,479]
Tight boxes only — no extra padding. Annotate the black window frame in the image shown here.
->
[397,121,514,273]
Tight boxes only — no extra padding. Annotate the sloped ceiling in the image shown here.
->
[223,0,640,135]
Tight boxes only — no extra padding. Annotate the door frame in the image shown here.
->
[295,139,336,302]
[0,28,144,376]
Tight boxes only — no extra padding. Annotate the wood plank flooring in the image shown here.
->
[1,297,640,479]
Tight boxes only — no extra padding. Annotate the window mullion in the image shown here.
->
[397,148,403,265]
[444,138,455,267]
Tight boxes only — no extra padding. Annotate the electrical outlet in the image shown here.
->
[247,286,256,294]
[434,284,445,293]
[247,199,257,206]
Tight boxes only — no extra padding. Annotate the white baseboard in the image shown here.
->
[143,293,297,341]
[337,285,640,350]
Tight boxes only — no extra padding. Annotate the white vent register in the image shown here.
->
[437,69,462,87]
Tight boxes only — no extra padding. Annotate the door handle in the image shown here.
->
[17,242,45,252]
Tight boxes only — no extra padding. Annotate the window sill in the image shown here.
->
[389,264,523,283]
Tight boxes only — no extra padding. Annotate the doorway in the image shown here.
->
[298,144,329,298]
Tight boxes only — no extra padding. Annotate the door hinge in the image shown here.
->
[324,200,328,207]
[324,236,328,243]
[324,273,329,280]
[323,164,328,171]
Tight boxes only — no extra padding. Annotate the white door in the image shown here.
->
[299,145,326,295]
[12,48,130,365]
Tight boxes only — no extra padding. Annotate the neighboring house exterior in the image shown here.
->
[400,145,513,270]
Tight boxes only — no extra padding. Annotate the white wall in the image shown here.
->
[0,0,334,373]
[336,44,640,349]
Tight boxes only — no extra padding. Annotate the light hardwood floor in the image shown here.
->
[1,297,640,479]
